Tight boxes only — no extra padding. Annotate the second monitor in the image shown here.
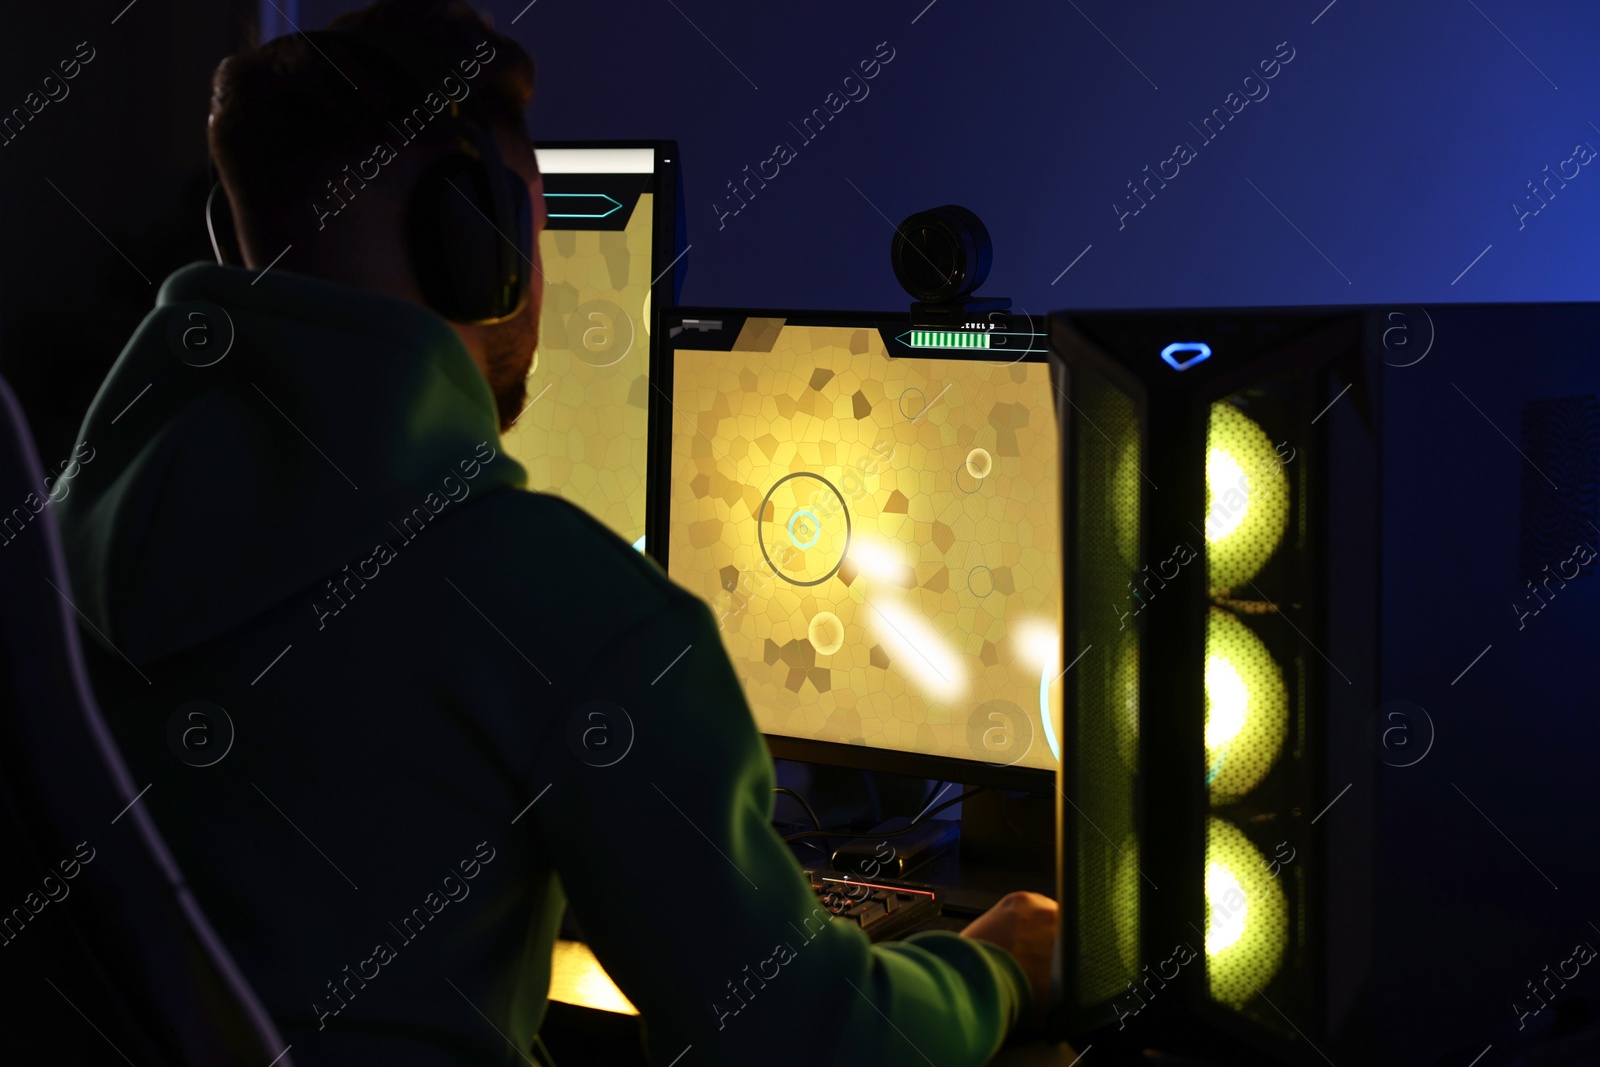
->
[506,141,680,550]
[650,310,1061,786]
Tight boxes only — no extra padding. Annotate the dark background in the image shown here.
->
[10,0,1600,456]
[4,2,1599,1065]
[0,0,257,464]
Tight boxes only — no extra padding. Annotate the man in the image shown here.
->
[58,1,1057,1063]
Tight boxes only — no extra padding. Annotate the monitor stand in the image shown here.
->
[781,775,1055,918]
[924,788,1055,916]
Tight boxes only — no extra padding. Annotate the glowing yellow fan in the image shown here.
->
[1205,817,1289,1009]
[1110,440,1141,567]
[1204,402,1289,592]
[1109,834,1142,978]
[1112,631,1139,772]
[1205,608,1287,802]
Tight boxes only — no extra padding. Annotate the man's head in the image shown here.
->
[208,0,545,430]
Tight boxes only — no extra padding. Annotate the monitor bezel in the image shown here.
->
[649,305,1057,793]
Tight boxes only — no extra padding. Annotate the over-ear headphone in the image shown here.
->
[205,26,532,326]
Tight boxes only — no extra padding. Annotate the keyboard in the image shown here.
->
[802,868,941,943]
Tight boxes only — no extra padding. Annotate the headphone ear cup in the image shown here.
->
[409,153,501,323]
[406,119,534,325]
[466,123,531,318]
[503,163,533,297]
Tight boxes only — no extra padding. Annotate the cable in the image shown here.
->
[771,787,833,860]
[913,781,957,822]
[781,786,988,844]
[772,786,823,833]
[992,788,1031,840]
[792,839,831,861]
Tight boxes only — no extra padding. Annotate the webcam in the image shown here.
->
[891,205,1011,330]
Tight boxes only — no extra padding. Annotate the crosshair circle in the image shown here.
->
[968,565,994,598]
[954,461,985,494]
[757,472,852,587]
[898,388,926,420]
[788,509,821,549]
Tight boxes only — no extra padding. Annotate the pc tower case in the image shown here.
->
[1051,302,1600,1066]
[1047,308,1378,1065]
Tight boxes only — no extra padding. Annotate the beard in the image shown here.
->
[483,303,540,433]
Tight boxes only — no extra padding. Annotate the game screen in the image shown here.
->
[667,318,1062,771]
[504,146,663,548]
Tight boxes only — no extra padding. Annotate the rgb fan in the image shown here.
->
[1204,402,1289,593]
[1204,608,1288,803]
[1204,817,1289,1009]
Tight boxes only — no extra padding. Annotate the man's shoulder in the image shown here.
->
[443,486,690,621]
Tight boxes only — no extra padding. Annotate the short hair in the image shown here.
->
[208,0,535,256]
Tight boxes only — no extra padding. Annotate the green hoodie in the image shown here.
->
[57,262,1031,1066]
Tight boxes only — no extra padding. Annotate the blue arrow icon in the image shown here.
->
[545,193,624,219]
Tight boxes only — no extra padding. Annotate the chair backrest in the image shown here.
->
[0,373,291,1066]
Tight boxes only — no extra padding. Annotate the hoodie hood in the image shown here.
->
[58,262,526,663]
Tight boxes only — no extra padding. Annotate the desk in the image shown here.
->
[547,938,1081,1065]
[549,938,636,1015]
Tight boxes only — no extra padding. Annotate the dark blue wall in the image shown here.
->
[1379,306,1600,1066]
[298,0,1600,313]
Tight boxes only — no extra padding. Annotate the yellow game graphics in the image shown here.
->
[669,323,1061,769]
[502,195,654,546]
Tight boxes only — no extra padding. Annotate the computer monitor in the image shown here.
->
[504,141,681,548]
[649,308,1060,790]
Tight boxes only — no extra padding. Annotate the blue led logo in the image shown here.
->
[1160,342,1212,371]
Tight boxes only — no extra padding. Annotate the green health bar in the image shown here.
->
[898,330,1048,353]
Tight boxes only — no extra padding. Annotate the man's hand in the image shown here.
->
[960,891,1058,1022]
